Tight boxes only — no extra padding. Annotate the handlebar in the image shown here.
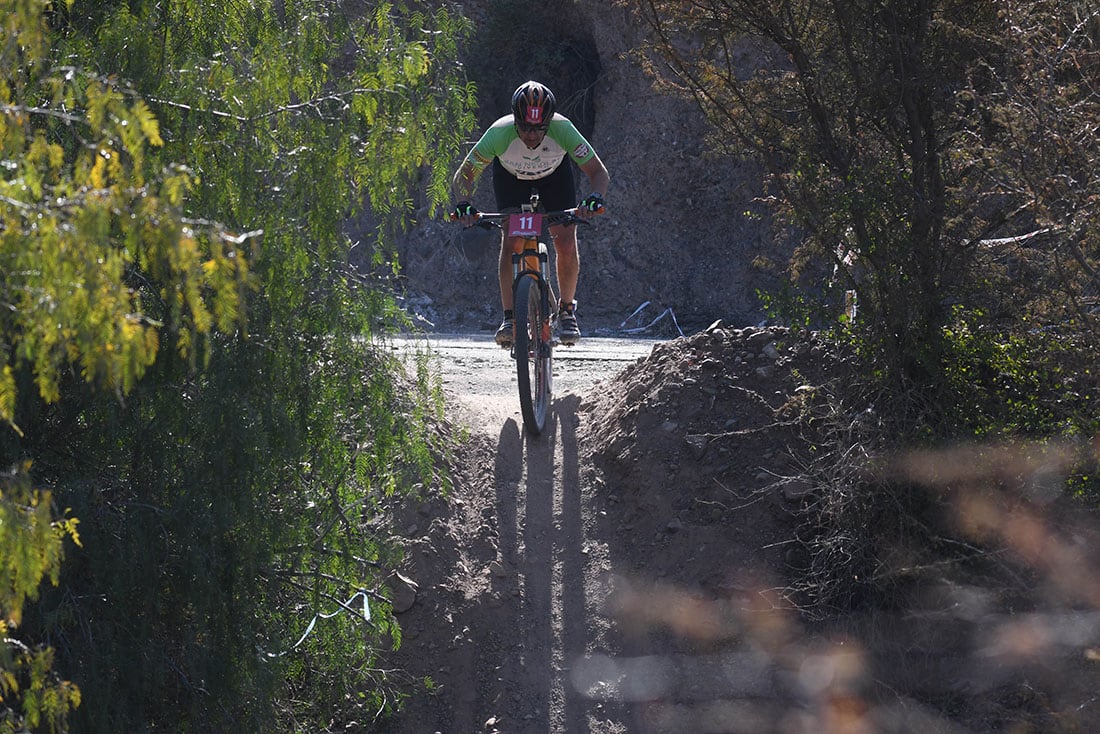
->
[451,187,606,228]
[479,208,595,225]
[453,208,604,231]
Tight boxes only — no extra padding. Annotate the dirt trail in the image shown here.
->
[403,333,656,433]
[382,333,658,733]
[382,326,844,733]
[383,324,859,734]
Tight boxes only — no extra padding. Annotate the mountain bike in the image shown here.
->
[467,193,596,436]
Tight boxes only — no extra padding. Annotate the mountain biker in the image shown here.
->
[451,80,610,347]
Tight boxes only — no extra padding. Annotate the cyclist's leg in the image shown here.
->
[548,223,581,343]
[533,162,579,310]
[499,234,520,312]
[491,161,529,346]
[490,233,516,346]
[549,223,579,306]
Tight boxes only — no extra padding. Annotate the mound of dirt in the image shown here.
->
[579,322,836,548]
[575,326,1100,733]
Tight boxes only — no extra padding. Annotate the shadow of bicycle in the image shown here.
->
[490,394,596,733]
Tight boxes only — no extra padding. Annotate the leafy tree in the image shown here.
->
[954,1,1100,331]
[1,0,249,426]
[2,0,249,728]
[0,466,81,733]
[4,0,474,730]
[627,0,1098,401]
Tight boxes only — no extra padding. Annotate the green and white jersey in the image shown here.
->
[466,114,597,181]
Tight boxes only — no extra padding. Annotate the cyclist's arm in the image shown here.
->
[578,154,610,200]
[572,154,610,220]
[453,120,514,199]
[451,158,483,201]
[549,118,609,202]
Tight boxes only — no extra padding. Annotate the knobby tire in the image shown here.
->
[514,274,551,435]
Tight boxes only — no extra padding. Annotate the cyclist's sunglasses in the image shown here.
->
[517,122,549,133]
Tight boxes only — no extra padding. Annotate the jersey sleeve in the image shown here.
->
[550,119,597,166]
[466,117,516,174]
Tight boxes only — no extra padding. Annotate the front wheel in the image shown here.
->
[514,274,552,435]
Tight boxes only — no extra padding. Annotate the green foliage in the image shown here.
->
[0,464,82,733]
[941,309,1100,439]
[755,285,817,330]
[0,0,250,425]
[1,0,254,727]
[0,466,82,621]
[45,320,446,730]
[0,640,82,734]
[0,0,475,731]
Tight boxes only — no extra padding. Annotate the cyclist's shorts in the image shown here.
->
[492,158,575,212]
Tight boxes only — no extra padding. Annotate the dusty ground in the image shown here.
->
[379,325,1100,734]
[379,325,818,733]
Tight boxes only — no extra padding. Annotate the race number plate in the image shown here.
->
[507,213,542,238]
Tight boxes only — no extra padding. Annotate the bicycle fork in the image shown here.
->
[511,241,553,353]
